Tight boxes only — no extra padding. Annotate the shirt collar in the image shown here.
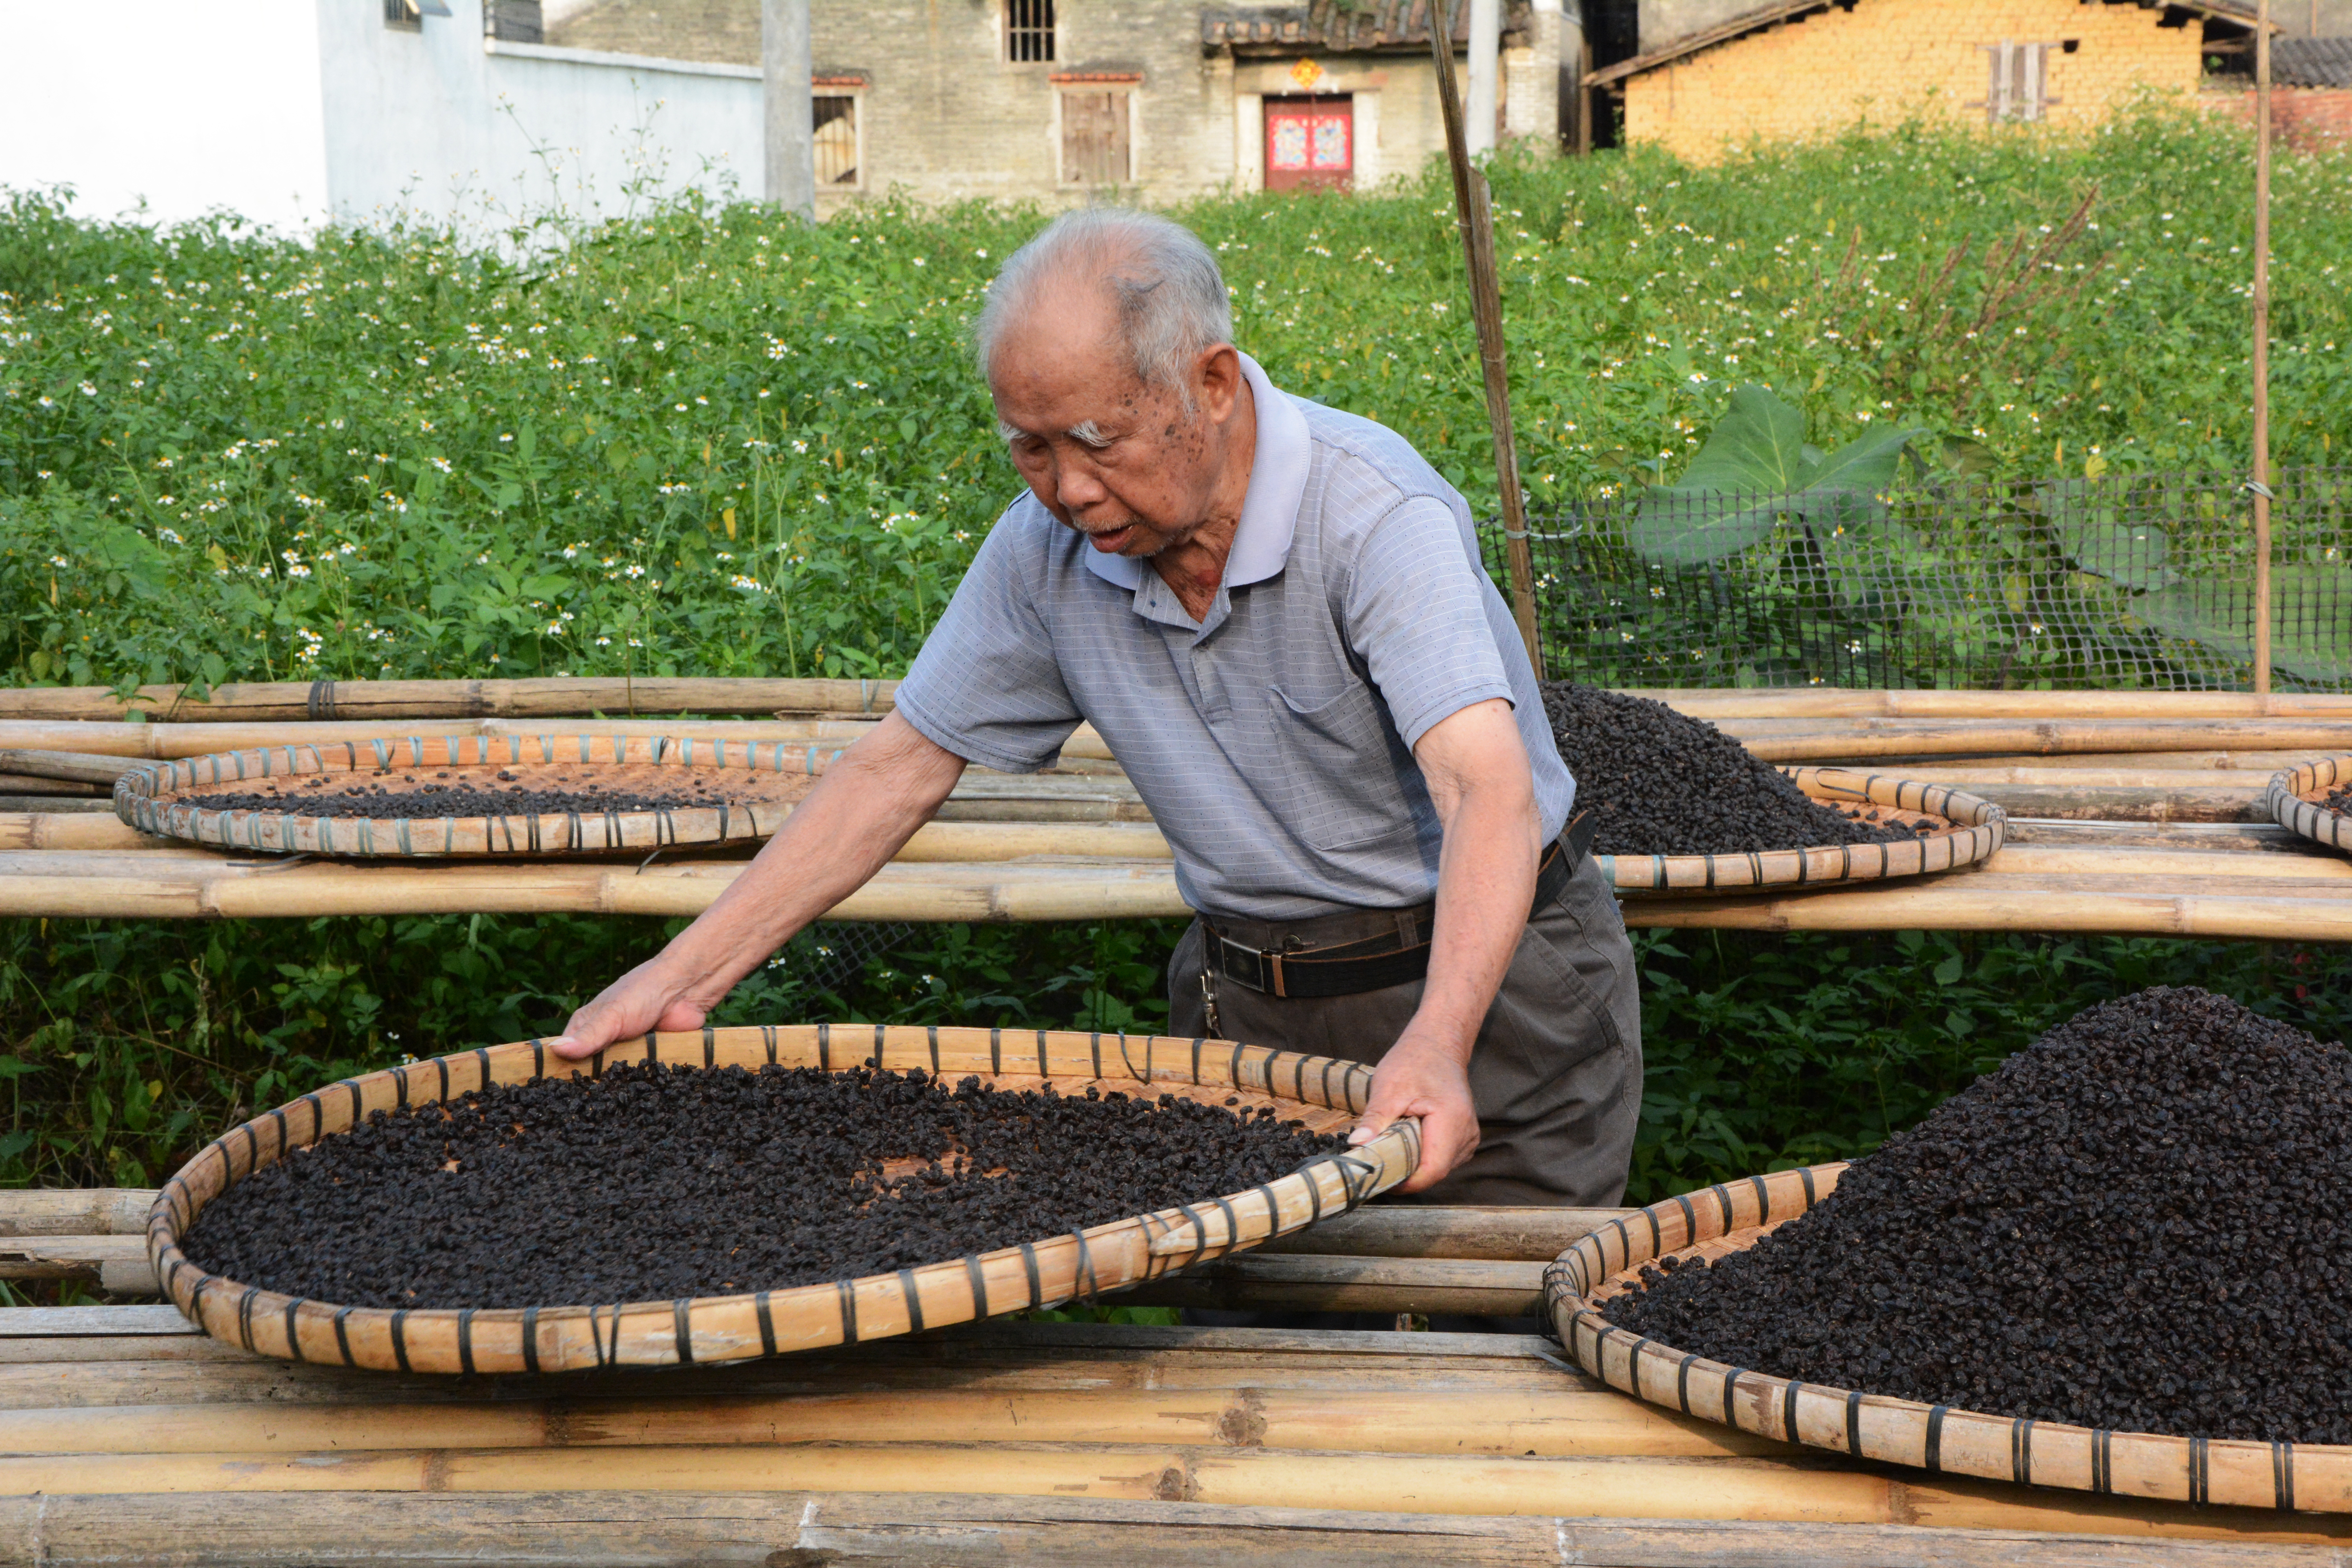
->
[1079,350,1308,595]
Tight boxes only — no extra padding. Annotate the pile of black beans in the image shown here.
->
[1541,683,1927,857]
[1602,987,2352,1443]
[178,768,710,820]
[180,1062,1347,1310]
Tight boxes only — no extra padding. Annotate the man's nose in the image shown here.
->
[1053,452,1109,509]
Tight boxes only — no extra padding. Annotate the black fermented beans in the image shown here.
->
[1541,682,1929,857]
[1602,987,2352,1445]
[179,1063,1344,1310]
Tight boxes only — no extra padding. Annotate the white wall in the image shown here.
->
[318,0,761,236]
[0,0,329,232]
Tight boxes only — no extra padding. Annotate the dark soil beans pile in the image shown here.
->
[177,769,711,820]
[1602,987,2352,1444]
[180,1062,1346,1310]
[2323,783,2352,816]
[1541,683,1928,857]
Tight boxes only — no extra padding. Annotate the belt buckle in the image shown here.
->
[1214,933,1286,997]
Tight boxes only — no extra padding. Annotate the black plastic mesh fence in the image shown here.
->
[1478,464,2352,692]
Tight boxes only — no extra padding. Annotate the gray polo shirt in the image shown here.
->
[893,352,1575,922]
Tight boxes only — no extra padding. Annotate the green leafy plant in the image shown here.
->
[1630,383,1930,565]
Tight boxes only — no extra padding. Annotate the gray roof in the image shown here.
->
[2274,37,2352,87]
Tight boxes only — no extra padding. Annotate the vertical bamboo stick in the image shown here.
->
[1428,0,1546,677]
[2252,0,2275,697]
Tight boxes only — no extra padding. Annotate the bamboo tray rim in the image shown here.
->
[148,1024,1419,1374]
[1593,768,2007,894]
[113,731,838,859]
[1545,1161,2350,1513]
[2267,758,2351,855]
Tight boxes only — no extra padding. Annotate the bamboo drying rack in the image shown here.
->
[115,732,835,857]
[1548,1164,2352,1514]
[1597,769,2004,893]
[2266,757,2351,855]
[150,1026,1419,1373]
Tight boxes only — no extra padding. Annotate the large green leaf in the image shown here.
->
[1628,488,1783,566]
[1630,387,1928,566]
[2129,566,2352,684]
[1630,386,1808,565]
[1806,423,1931,496]
[1675,385,1810,494]
[2036,479,2178,591]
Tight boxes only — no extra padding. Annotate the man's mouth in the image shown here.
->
[1082,523,1136,553]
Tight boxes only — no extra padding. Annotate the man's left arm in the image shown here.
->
[1348,697,1541,1192]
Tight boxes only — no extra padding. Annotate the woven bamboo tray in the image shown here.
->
[112,732,830,856]
[148,1026,1419,1373]
[1596,768,2005,893]
[2266,757,2352,855]
[1545,1163,2351,1512]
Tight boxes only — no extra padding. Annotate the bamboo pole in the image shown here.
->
[14,713,2352,769]
[0,1383,1763,1460]
[0,750,134,785]
[0,857,1194,922]
[0,775,105,797]
[0,1191,152,1239]
[0,717,1113,766]
[1648,690,2352,719]
[1620,883,2352,942]
[2254,0,2275,697]
[1427,0,1544,677]
[0,1445,1903,1523]
[0,677,902,725]
[0,1491,2329,1568]
[17,1442,2350,1543]
[0,815,168,852]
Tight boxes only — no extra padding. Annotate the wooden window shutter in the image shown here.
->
[1061,91,1130,185]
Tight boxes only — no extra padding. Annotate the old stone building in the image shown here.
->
[1590,0,2264,162]
[544,0,1577,206]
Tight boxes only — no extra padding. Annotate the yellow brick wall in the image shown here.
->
[1622,0,2207,161]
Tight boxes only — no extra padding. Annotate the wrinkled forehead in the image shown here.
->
[986,294,1164,432]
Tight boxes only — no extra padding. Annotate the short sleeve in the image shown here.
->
[891,508,1083,774]
[1344,496,1517,748]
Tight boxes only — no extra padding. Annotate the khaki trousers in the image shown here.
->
[1166,854,1642,1207]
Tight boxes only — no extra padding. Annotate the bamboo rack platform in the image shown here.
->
[0,817,2345,939]
[0,1305,2344,1562]
[1,1191,2345,1563]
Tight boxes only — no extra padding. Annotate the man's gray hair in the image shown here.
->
[974,208,1234,405]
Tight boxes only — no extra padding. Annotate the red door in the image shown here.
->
[1264,95,1352,192]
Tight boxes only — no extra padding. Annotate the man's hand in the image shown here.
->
[1349,1029,1479,1195]
[547,712,966,1062]
[1356,697,1541,1193]
[548,954,718,1062]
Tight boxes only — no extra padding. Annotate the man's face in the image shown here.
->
[989,290,1230,559]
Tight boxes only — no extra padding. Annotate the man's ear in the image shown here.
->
[1196,344,1243,424]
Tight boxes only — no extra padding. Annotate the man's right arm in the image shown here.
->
[549,711,966,1060]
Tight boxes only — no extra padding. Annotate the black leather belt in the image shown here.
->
[1205,811,1594,1000]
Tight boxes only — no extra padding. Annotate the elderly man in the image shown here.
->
[553,208,1639,1204]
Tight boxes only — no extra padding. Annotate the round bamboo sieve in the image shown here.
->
[2266,757,2352,855]
[148,1025,1420,1373]
[112,731,834,857]
[1545,1164,2352,1512]
[1596,768,2005,894]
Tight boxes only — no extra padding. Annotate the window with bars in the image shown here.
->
[384,0,422,31]
[1060,91,1130,185]
[814,95,860,188]
[1980,41,2062,122]
[1007,0,1054,63]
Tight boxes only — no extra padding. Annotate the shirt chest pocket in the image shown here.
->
[1268,681,1417,852]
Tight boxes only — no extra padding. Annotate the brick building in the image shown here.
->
[1588,0,2263,163]
[543,0,1575,207]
